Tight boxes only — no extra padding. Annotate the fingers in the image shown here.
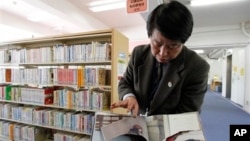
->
[132,104,139,118]
[110,101,128,109]
[127,101,138,117]
[126,97,139,117]
[111,97,139,117]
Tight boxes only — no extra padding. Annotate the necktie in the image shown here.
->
[155,63,162,85]
[148,62,162,109]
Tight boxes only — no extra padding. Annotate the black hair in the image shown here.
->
[146,0,193,43]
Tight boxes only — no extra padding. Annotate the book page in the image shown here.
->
[101,117,149,141]
[91,112,130,141]
[168,112,202,136]
[163,115,170,137]
[145,115,169,141]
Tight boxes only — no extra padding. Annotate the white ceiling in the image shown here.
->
[0,0,250,57]
[0,0,147,42]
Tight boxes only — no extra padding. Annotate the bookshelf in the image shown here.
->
[0,29,129,140]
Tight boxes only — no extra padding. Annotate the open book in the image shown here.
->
[91,112,205,141]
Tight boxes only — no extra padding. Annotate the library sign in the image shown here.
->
[127,0,148,14]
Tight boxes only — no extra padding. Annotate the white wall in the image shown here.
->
[244,42,250,112]
[231,48,246,106]
[206,58,223,85]
[186,24,250,112]
[187,25,248,47]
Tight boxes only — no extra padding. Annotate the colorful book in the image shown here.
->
[5,69,11,82]
[5,85,12,100]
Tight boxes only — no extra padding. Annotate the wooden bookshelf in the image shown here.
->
[0,29,129,140]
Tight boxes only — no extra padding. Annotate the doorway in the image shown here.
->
[226,55,232,99]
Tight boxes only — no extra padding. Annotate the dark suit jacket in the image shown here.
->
[118,44,210,116]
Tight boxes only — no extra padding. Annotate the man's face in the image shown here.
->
[150,29,183,63]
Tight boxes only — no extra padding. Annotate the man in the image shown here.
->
[111,1,210,117]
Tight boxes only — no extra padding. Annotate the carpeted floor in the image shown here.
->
[200,90,250,141]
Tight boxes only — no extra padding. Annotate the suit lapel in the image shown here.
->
[138,51,154,108]
[149,63,181,111]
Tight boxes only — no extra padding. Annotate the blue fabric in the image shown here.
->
[200,90,250,141]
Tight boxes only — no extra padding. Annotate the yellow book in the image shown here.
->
[77,67,84,87]
[101,91,111,111]
[97,68,106,85]
[66,90,72,108]
[9,123,14,141]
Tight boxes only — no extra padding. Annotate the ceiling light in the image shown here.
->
[89,0,125,12]
[191,0,244,6]
[0,0,56,22]
[27,11,55,22]
[0,24,41,42]
[194,49,204,54]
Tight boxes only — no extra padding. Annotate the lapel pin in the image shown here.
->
[168,82,172,87]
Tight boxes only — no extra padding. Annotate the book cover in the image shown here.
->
[105,69,111,85]
[97,67,106,85]
[9,123,14,140]
[77,67,85,87]
[5,69,11,82]
[5,85,12,100]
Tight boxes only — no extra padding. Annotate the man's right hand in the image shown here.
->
[110,96,139,117]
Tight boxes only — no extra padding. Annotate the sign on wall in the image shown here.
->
[127,0,148,14]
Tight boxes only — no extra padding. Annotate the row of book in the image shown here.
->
[0,85,54,104]
[0,50,11,64]
[0,103,94,134]
[0,121,91,141]
[0,86,111,111]
[0,68,11,83]
[0,121,46,141]
[0,67,111,87]
[53,89,110,111]
[53,67,111,86]
[54,132,90,141]
[0,41,111,64]
[19,87,54,105]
